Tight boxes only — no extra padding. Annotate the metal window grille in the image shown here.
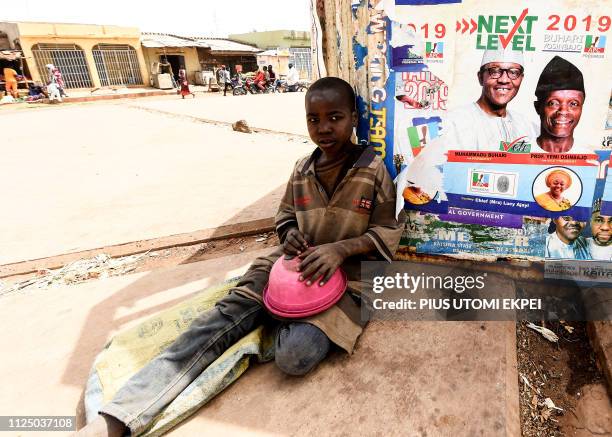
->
[92,44,143,87]
[289,47,312,80]
[32,43,93,89]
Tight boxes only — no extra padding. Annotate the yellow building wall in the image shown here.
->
[15,22,148,89]
[256,54,292,77]
[142,47,200,84]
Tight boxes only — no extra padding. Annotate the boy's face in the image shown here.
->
[305,89,357,153]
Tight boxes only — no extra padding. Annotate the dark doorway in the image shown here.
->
[161,55,185,81]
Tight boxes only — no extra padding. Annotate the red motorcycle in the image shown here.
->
[244,77,261,94]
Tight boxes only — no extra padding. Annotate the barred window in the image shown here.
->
[92,44,143,87]
[32,43,93,89]
[289,47,312,80]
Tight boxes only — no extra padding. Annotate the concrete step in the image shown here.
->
[0,249,519,436]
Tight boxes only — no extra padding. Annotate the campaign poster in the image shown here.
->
[602,160,612,216]
[366,0,612,260]
[404,210,548,258]
[443,151,599,221]
[543,150,611,261]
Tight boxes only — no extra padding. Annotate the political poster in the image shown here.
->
[543,150,611,261]
[602,161,612,216]
[362,0,612,260]
[442,151,599,221]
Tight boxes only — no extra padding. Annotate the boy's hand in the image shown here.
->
[283,228,309,256]
[297,243,346,286]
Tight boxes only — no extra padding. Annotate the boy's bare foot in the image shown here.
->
[72,414,126,437]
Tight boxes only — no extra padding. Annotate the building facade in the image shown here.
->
[0,23,310,90]
[0,22,148,89]
[141,33,260,82]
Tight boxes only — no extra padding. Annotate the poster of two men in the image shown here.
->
[383,0,611,261]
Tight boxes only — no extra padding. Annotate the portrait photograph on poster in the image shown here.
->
[376,0,611,260]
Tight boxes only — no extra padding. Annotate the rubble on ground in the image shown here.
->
[232,119,252,133]
[0,252,152,296]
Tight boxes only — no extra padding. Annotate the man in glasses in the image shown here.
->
[442,48,538,151]
[545,215,591,260]
[586,200,612,260]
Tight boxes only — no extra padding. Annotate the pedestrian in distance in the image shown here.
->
[52,66,68,97]
[218,65,231,96]
[178,67,195,99]
[286,62,300,91]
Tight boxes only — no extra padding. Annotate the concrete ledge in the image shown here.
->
[63,90,170,103]
[170,321,520,436]
[0,217,274,279]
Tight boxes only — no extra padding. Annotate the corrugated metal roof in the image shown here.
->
[257,48,291,57]
[141,33,261,53]
[257,49,278,56]
[192,38,261,53]
[141,33,208,48]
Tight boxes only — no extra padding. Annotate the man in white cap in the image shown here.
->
[531,56,591,154]
[586,199,612,260]
[442,48,538,151]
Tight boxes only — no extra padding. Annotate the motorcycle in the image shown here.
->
[231,76,247,96]
[245,77,262,94]
[264,79,281,93]
[277,79,310,93]
[232,76,259,95]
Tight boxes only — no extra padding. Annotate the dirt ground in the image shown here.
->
[517,321,609,437]
[0,230,280,292]
[0,92,311,265]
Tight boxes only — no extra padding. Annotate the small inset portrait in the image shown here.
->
[403,186,436,205]
[533,167,582,212]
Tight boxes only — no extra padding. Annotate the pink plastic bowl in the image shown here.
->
[263,255,347,318]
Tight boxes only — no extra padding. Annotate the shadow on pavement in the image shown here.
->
[63,184,285,396]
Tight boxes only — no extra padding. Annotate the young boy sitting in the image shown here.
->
[79,76,406,436]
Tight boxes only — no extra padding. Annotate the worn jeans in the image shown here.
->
[100,291,330,435]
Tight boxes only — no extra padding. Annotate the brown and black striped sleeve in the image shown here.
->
[275,161,300,243]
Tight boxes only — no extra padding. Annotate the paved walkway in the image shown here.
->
[1,93,311,265]
[0,250,519,436]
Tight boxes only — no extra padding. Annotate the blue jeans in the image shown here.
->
[99,291,330,435]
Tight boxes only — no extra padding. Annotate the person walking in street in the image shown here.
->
[51,66,68,97]
[286,62,299,91]
[178,67,195,99]
[218,65,231,96]
[45,64,63,103]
